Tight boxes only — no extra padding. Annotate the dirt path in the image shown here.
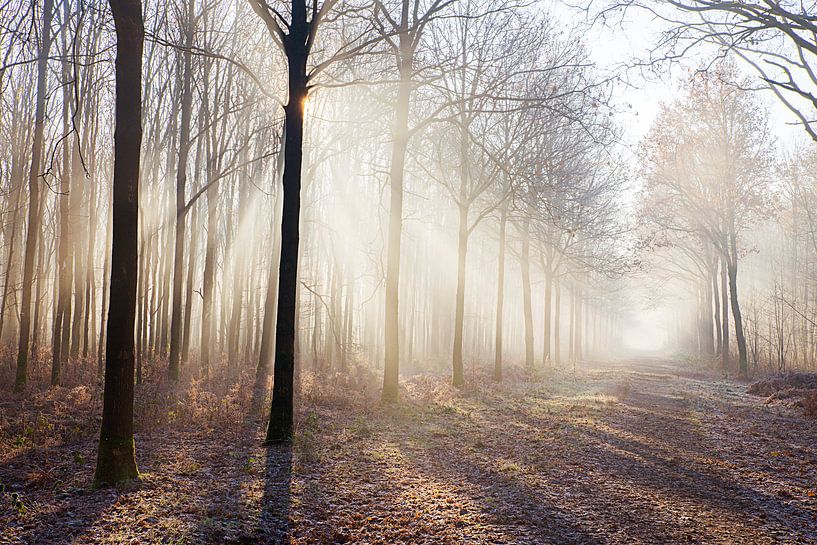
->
[2,359,817,544]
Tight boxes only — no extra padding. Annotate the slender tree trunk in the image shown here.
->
[721,254,729,370]
[493,203,507,381]
[543,264,553,366]
[712,261,721,355]
[52,39,73,386]
[265,20,308,442]
[200,182,217,375]
[94,0,143,486]
[97,209,112,377]
[15,0,54,391]
[728,234,748,377]
[181,203,198,363]
[254,160,283,410]
[703,276,714,356]
[167,2,194,381]
[83,168,98,358]
[382,33,412,402]
[554,275,561,365]
[575,283,582,363]
[520,217,533,368]
[451,201,468,388]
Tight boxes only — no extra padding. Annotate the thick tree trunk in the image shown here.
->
[15,0,54,391]
[265,25,308,441]
[94,0,143,486]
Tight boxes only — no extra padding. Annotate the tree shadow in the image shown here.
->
[0,439,133,545]
[384,383,817,544]
[256,442,293,543]
[397,442,609,545]
[171,424,293,544]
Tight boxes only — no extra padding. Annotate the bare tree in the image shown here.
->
[94,0,144,486]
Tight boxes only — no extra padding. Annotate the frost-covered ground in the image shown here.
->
[2,359,816,544]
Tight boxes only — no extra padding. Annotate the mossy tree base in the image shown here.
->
[94,436,139,488]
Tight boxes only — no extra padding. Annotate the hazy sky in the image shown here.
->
[573,1,806,149]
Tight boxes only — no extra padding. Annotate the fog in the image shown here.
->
[2,0,817,407]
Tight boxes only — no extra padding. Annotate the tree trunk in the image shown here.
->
[554,275,561,365]
[83,165,99,358]
[712,262,721,355]
[720,254,729,370]
[181,203,198,363]
[543,265,553,366]
[520,217,533,368]
[15,0,54,391]
[728,235,748,377]
[493,203,507,381]
[167,1,194,381]
[200,181,217,375]
[265,21,308,442]
[382,31,412,402]
[52,38,73,385]
[97,209,112,377]
[94,0,143,486]
[451,201,468,388]
[254,169,283,410]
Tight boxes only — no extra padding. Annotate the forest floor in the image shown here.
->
[2,358,817,544]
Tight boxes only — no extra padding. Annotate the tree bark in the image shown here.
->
[382,41,412,402]
[451,201,468,388]
[52,29,73,385]
[94,0,143,486]
[15,0,54,391]
[728,233,748,377]
[721,253,729,370]
[167,0,195,381]
[265,11,308,441]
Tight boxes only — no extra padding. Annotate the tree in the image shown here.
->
[605,0,817,143]
[94,0,144,486]
[14,0,54,391]
[246,0,378,441]
[640,64,774,376]
[374,0,454,402]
